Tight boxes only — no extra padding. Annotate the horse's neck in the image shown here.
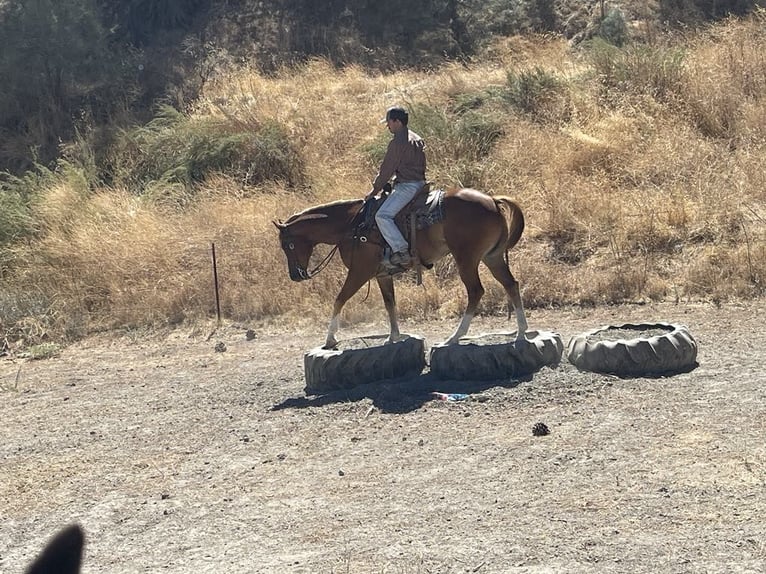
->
[309,201,361,244]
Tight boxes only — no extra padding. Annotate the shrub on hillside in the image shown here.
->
[659,0,762,25]
[0,186,33,249]
[673,11,766,142]
[586,38,685,102]
[0,167,58,249]
[98,0,210,44]
[0,0,140,174]
[503,67,571,123]
[362,103,505,187]
[110,105,305,197]
[598,8,629,47]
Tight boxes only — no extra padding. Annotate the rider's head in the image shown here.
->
[382,106,409,127]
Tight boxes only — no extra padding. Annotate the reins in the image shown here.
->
[302,200,377,305]
[307,244,339,277]
[304,200,366,277]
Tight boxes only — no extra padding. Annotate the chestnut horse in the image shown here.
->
[274,188,528,349]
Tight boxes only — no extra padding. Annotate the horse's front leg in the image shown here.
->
[324,270,373,349]
[324,312,342,350]
[444,259,484,345]
[376,275,402,343]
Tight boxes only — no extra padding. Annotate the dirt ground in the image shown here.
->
[1,302,765,574]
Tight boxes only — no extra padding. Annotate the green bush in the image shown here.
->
[586,38,686,102]
[503,67,570,122]
[0,189,32,247]
[111,105,305,195]
[409,104,504,161]
[361,104,504,188]
[0,166,57,249]
[599,8,629,47]
[528,0,557,31]
[25,342,61,360]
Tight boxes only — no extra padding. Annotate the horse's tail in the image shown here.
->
[494,196,525,252]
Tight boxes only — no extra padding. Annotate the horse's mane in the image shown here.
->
[284,198,362,226]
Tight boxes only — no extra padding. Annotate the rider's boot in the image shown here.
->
[389,250,411,268]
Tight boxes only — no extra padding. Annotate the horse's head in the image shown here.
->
[273,216,321,281]
[274,201,360,281]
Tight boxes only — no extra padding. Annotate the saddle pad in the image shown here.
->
[416,188,445,229]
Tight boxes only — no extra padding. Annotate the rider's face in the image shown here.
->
[386,118,402,133]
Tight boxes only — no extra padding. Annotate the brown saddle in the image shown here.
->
[357,182,443,240]
[354,182,445,280]
[393,182,431,229]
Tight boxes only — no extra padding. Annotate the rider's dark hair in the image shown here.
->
[384,107,409,126]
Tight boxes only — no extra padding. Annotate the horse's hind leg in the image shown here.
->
[485,255,528,339]
[376,275,402,343]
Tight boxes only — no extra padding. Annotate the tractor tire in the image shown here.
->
[304,334,426,395]
[429,330,564,381]
[566,322,698,377]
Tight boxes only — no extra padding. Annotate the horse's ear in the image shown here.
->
[26,525,84,574]
[272,219,285,230]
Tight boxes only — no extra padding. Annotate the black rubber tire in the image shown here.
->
[566,322,698,377]
[304,334,426,395]
[429,330,564,381]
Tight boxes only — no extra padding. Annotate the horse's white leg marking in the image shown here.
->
[515,302,528,340]
[384,300,402,344]
[444,311,474,345]
[385,317,402,344]
[325,315,340,348]
[376,276,402,344]
[385,330,403,344]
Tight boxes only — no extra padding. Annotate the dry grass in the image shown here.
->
[3,15,766,344]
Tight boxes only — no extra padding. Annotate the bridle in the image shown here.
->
[281,231,340,279]
[282,199,370,279]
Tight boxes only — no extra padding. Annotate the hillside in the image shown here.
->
[1,4,766,348]
[0,0,762,174]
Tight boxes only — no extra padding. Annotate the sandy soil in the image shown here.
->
[1,302,765,574]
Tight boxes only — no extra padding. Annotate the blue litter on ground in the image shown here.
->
[431,392,470,401]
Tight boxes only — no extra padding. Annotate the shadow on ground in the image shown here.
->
[269,371,533,414]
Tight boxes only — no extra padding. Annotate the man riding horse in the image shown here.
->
[274,105,528,349]
[365,106,427,270]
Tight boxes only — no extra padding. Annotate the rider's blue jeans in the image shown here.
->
[375,180,425,253]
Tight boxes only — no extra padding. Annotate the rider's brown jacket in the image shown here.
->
[371,128,426,193]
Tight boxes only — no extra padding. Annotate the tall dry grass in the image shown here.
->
[3,14,766,344]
